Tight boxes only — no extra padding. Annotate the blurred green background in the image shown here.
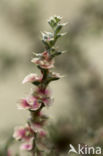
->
[1,0,103,155]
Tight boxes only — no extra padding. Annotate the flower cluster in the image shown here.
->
[13,15,66,155]
[31,51,54,69]
[13,125,34,151]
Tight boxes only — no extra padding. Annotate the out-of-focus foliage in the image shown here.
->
[0,0,40,77]
[0,136,13,156]
[28,1,103,155]
[56,0,103,129]
[0,0,39,38]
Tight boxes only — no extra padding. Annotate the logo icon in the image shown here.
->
[68,144,101,155]
[69,144,78,154]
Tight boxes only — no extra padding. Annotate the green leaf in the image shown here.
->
[42,39,50,49]
[48,16,62,29]
[54,23,67,35]
[48,17,56,28]
[54,15,62,23]
[50,50,65,58]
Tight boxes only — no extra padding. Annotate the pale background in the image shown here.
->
[0,0,103,137]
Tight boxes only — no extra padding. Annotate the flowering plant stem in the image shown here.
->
[13,15,66,156]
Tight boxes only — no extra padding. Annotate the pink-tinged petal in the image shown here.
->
[31,123,47,137]
[20,141,33,151]
[42,51,49,60]
[31,101,41,111]
[22,73,40,84]
[34,88,50,99]
[18,96,41,111]
[18,99,30,110]
[31,57,54,69]
[31,123,42,132]
[43,97,53,107]
[28,96,36,103]
[39,130,47,137]
[39,60,54,69]
[20,138,34,151]
[44,88,50,95]
[13,125,34,141]
[27,96,41,111]
[33,88,52,107]
[13,127,26,140]
[28,96,41,110]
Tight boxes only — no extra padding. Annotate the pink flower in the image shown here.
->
[31,123,43,132]
[20,138,33,151]
[31,122,47,137]
[18,96,41,111]
[18,99,30,109]
[42,51,50,60]
[34,88,52,106]
[22,73,42,84]
[13,125,34,141]
[43,97,53,107]
[31,51,54,69]
[39,130,47,137]
[31,58,54,69]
